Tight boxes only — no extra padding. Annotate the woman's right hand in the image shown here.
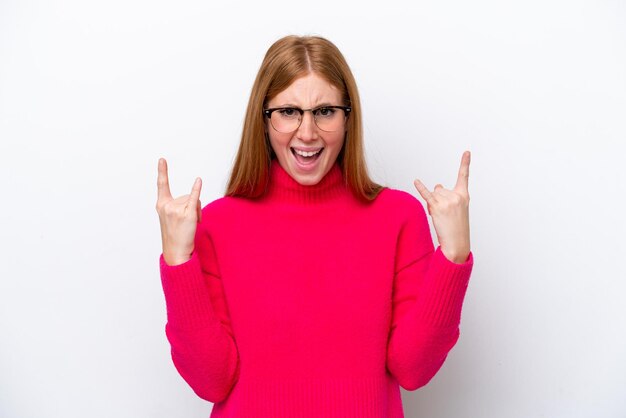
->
[156,158,203,266]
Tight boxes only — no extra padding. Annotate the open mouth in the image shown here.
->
[291,147,324,166]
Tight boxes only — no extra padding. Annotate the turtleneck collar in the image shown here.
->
[263,158,347,205]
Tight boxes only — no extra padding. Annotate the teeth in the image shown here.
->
[294,148,322,157]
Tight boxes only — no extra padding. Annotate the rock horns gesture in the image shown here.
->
[155,158,202,266]
[413,151,471,264]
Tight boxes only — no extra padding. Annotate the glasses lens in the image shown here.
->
[314,107,347,132]
[271,108,300,133]
[269,107,349,133]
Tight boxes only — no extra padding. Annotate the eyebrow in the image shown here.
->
[273,102,335,108]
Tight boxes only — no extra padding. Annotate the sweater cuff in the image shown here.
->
[415,246,474,328]
[159,251,217,330]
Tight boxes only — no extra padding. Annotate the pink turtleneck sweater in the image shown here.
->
[159,158,474,417]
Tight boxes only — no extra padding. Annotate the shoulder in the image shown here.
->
[375,186,427,219]
[201,195,242,215]
[198,195,250,230]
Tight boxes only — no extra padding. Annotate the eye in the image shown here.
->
[315,107,336,117]
[278,108,298,118]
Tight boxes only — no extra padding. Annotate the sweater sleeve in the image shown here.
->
[386,195,473,391]
[159,222,240,403]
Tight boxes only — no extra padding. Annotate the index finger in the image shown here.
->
[454,150,471,192]
[157,158,173,201]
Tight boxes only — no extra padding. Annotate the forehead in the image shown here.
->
[268,72,342,106]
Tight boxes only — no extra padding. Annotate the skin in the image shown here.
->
[265,72,346,186]
[414,151,472,264]
[156,158,202,266]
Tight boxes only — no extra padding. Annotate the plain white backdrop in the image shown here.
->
[1,0,625,417]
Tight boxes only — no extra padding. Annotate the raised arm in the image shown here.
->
[386,224,473,390]
[387,152,474,390]
[156,158,239,402]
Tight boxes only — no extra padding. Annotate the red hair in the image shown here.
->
[225,35,384,202]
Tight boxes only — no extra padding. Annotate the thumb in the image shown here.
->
[197,199,202,223]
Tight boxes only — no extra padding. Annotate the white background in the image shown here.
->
[1,0,625,417]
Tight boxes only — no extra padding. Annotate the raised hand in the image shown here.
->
[155,158,203,266]
[413,151,471,264]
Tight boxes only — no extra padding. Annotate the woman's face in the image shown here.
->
[265,72,346,186]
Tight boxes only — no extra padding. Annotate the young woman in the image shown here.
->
[156,34,473,418]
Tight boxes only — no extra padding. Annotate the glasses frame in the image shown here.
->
[263,105,352,133]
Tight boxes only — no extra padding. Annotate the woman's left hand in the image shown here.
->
[413,151,471,264]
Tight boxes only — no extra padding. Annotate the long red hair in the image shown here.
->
[225,35,385,202]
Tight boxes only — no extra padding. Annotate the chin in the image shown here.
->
[295,174,323,186]
[281,151,328,186]
[289,166,324,186]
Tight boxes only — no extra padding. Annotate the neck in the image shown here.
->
[263,158,347,205]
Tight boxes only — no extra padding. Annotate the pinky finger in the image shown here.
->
[414,179,435,205]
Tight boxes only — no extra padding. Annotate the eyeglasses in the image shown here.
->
[263,105,351,133]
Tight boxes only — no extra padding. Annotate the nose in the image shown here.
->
[296,110,317,140]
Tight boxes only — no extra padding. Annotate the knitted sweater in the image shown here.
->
[159,158,474,418]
